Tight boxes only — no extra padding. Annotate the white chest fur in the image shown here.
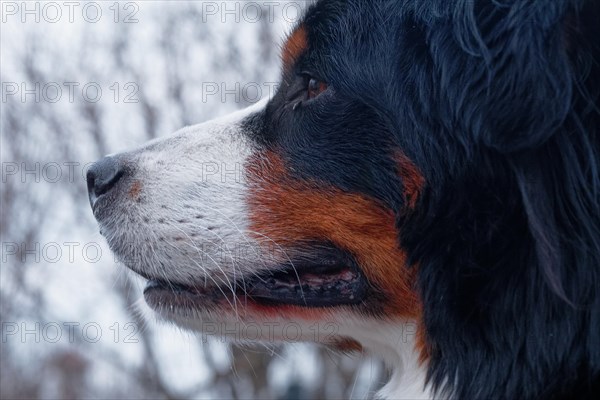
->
[342,319,433,400]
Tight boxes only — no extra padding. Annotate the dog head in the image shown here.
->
[88,0,600,398]
[88,1,424,349]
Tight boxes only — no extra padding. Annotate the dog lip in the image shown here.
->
[141,264,368,312]
[143,278,223,314]
[144,279,195,294]
[245,263,368,307]
[138,246,368,310]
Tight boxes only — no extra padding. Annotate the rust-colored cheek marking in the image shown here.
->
[395,153,428,360]
[333,338,363,353]
[396,152,425,209]
[246,151,419,317]
[281,25,307,72]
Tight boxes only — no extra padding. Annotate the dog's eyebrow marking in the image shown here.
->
[281,24,308,72]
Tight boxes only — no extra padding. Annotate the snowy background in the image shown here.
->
[0,1,385,399]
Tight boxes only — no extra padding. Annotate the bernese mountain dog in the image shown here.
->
[87,0,600,398]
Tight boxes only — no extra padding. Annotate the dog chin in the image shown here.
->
[147,298,353,347]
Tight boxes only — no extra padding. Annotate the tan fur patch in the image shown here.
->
[281,25,308,72]
[246,151,419,317]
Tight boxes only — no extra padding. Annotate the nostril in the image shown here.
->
[86,156,125,203]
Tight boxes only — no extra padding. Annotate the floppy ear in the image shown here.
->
[456,0,598,153]
[498,0,600,302]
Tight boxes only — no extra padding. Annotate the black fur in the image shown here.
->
[246,0,600,398]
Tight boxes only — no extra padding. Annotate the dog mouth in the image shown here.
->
[142,250,368,311]
[244,263,366,306]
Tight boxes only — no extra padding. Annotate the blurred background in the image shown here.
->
[1,1,385,398]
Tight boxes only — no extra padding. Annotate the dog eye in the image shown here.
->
[289,73,328,110]
[307,77,327,99]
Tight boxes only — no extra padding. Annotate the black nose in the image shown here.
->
[87,156,124,208]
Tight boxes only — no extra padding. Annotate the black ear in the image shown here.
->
[455,0,598,153]
[502,0,600,302]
